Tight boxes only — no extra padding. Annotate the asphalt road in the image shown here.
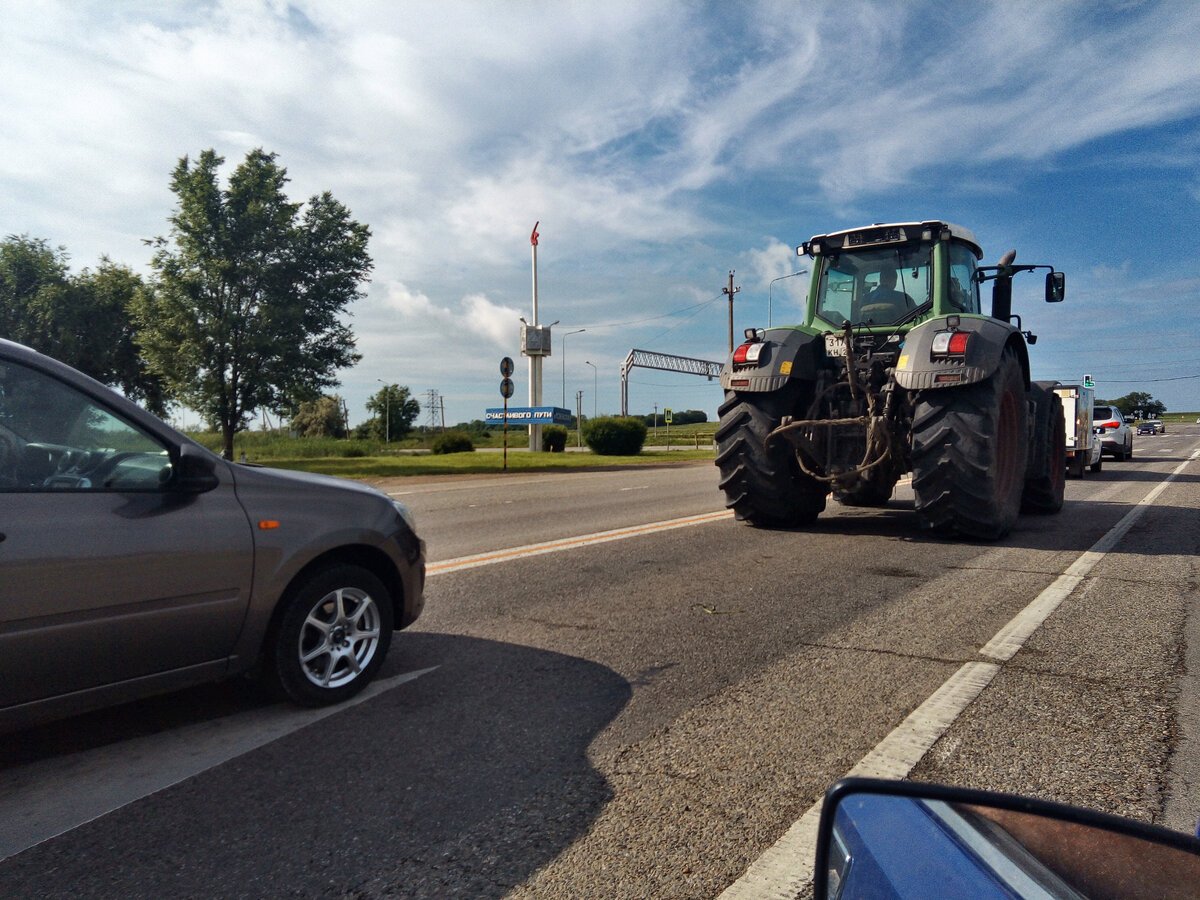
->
[2,429,1198,899]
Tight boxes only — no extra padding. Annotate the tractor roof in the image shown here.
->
[804,221,983,260]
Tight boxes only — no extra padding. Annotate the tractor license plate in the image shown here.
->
[824,334,847,358]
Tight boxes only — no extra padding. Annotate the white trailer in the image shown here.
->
[1054,385,1102,477]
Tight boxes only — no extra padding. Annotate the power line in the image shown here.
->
[1042,372,1200,385]
[576,294,725,331]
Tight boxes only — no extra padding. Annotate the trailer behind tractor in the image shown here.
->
[1055,384,1102,478]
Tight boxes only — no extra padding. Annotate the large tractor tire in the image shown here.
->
[1021,383,1066,514]
[715,387,826,526]
[910,348,1029,539]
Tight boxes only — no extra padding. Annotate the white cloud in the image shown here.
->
[4,0,1200,418]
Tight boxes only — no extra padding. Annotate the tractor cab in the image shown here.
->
[800,221,983,331]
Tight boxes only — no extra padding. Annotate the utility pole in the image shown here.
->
[576,390,583,447]
[377,379,391,443]
[723,270,740,352]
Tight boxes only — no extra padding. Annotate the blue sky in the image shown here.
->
[3,0,1199,425]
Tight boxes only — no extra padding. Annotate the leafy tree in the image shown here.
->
[1109,391,1166,419]
[449,419,493,435]
[136,149,370,458]
[642,409,708,427]
[291,395,347,438]
[0,235,70,340]
[0,236,167,413]
[366,383,420,441]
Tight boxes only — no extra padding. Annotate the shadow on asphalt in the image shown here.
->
[0,633,631,900]
[763,491,1197,555]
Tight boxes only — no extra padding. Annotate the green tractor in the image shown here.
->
[715,221,1066,540]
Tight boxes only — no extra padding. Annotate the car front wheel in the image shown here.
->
[270,565,394,706]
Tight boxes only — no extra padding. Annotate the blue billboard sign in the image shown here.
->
[485,406,572,426]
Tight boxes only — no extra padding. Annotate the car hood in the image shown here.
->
[228,462,391,503]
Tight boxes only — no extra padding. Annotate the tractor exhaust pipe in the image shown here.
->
[991,249,1016,322]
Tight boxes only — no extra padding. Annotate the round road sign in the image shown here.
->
[500,377,515,399]
[500,356,515,377]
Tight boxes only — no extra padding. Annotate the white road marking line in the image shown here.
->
[719,449,1200,899]
[0,666,438,862]
[427,510,733,575]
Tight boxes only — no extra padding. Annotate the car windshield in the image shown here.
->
[815,244,932,328]
[1093,406,1115,419]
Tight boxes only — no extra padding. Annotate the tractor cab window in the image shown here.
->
[815,245,932,328]
[948,243,981,314]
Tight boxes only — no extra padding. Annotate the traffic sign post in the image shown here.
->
[500,358,515,469]
[665,408,672,450]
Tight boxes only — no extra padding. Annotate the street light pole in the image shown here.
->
[562,328,585,408]
[374,379,388,446]
[768,269,807,328]
[585,360,597,419]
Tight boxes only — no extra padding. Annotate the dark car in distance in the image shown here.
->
[1137,420,1164,435]
[0,339,425,732]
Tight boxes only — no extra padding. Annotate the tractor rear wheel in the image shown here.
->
[1021,383,1066,514]
[911,348,1029,539]
[715,387,826,527]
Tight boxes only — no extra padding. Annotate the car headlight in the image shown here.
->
[392,499,418,534]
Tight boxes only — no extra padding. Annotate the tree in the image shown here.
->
[0,236,167,413]
[1108,391,1166,419]
[0,235,70,341]
[136,149,370,458]
[291,395,347,438]
[366,384,420,441]
[642,409,708,427]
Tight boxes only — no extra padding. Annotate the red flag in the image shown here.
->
[530,221,539,246]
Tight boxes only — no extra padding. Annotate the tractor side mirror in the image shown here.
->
[1046,271,1065,303]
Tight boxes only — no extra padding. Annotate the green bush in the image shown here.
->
[542,424,568,452]
[431,430,475,454]
[582,416,647,456]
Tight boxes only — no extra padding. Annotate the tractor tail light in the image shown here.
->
[733,342,765,365]
[931,331,969,357]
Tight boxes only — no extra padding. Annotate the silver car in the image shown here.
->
[1093,404,1133,460]
[0,339,425,732]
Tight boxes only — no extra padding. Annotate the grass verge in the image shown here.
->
[263,449,714,479]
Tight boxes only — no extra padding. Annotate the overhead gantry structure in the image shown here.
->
[619,348,724,416]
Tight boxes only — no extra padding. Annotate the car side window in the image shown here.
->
[0,360,172,492]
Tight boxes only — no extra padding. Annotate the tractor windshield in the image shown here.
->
[815,244,932,328]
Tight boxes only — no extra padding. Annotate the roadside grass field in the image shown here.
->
[185,426,715,479]
[265,449,713,478]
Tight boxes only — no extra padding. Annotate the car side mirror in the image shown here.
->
[173,443,220,493]
[1046,270,1065,302]
[815,778,1200,900]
